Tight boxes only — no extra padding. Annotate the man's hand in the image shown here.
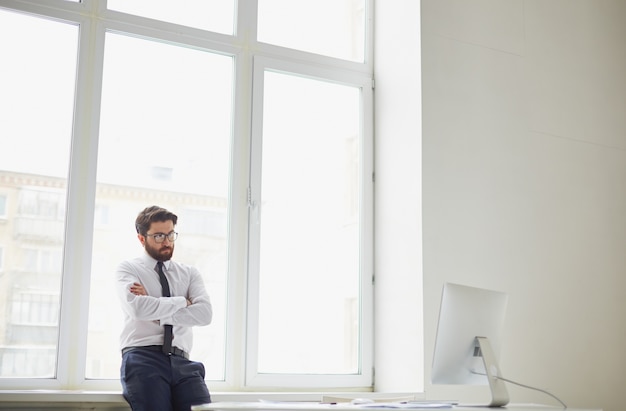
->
[130,282,147,296]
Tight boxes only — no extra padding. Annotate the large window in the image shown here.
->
[0,0,372,391]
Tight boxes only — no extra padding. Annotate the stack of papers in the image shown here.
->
[357,402,453,409]
[257,400,454,409]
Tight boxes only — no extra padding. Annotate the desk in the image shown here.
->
[192,401,601,411]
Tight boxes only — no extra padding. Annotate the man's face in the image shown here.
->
[140,220,175,262]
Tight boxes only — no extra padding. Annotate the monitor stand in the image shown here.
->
[476,336,509,407]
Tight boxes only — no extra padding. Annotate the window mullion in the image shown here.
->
[243,53,266,389]
[235,0,258,42]
[220,20,257,392]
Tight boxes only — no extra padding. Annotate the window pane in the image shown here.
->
[258,0,366,62]
[85,32,232,380]
[0,194,6,218]
[0,10,78,378]
[257,71,361,374]
[107,0,235,35]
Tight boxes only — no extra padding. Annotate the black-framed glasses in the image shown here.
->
[146,231,178,243]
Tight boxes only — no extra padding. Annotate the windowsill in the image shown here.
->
[0,390,418,405]
[0,390,126,403]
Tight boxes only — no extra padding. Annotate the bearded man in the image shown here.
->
[116,205,212,411]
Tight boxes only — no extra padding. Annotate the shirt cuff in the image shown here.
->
[160,296,187,325]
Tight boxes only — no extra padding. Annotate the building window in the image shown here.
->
[0,0,372,392]
[0,194,7,218]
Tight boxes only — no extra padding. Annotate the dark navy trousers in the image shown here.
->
[121,348,212,411]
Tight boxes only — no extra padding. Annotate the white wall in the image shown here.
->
[421,1,626,411]
[374,0,424,394]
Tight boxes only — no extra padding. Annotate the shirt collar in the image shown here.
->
[141,251,171,271]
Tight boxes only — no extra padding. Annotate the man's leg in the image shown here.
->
[170,356,211,411]
[121,349,174,411]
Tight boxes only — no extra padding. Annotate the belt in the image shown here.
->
[122,345,189,360]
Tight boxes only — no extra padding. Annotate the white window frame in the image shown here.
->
[0,0,376,393]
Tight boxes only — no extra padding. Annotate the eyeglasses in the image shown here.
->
[146,231,178,243]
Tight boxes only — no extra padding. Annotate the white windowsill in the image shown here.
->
[0,390,418,405]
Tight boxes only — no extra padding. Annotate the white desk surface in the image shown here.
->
[192,401,601,411]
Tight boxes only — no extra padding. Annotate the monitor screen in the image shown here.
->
[431,282,509,406]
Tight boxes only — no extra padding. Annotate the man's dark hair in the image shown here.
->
[135,206,178,236]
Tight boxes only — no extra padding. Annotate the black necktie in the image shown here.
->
[156,261,173,355]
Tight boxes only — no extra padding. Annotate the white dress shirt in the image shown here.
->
[116,252,212,355]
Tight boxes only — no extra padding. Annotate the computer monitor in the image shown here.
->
[431,283,509,407]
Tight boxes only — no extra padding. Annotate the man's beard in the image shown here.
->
[145,242,174,262]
